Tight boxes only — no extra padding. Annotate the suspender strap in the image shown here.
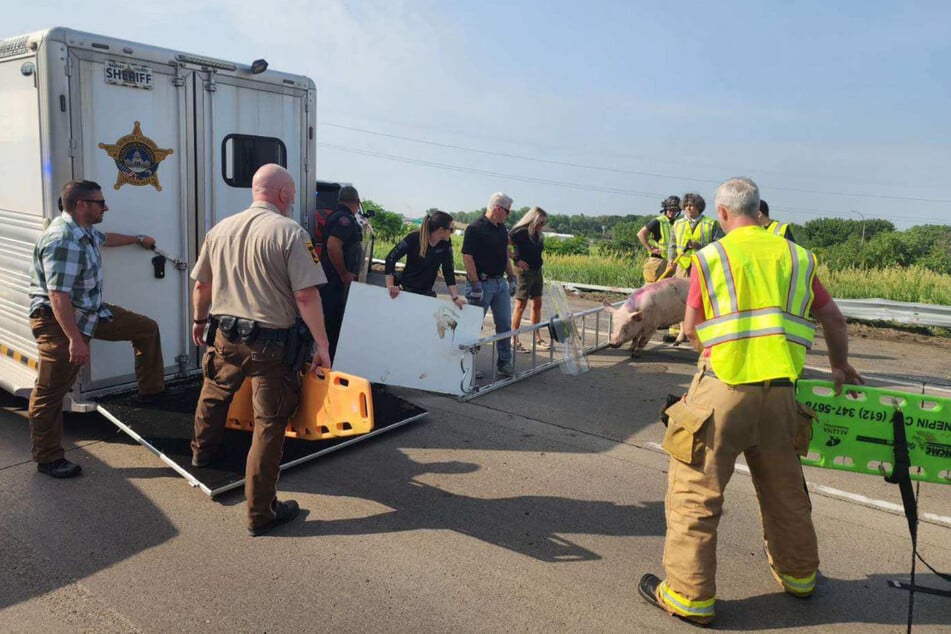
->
[884,406,951,634]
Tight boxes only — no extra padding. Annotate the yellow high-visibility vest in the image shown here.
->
[673,216,717,269]
[765,219,790,238]
[693,225,818,384]
[647,214,673,251]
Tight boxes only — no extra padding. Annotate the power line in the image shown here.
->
[321,143,668,199]
[321,122,951,205]
[320,143,951,224]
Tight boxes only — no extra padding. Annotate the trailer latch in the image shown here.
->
[152,255,166,279]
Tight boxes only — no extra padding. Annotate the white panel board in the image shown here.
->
[333,283,483,395]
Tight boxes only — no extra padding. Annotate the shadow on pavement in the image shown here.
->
[255,419,667,562]
[0,406,178,612]
[718,572,951,630]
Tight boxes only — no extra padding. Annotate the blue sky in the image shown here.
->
[6,1,950,227]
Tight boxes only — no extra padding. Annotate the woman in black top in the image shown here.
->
[384,211,464,309]
[509,206,550,352]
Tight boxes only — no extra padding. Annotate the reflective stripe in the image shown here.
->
[785,241,816,317]
[696,307,815,348]
[798,252,816,316]
[658,581,715,618]
[780,571,816,592]
[766,220,788,236]
[712,241,738,314]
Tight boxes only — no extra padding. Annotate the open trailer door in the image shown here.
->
[94,376,427,496]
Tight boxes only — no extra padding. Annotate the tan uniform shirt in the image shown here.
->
[192,202,326,328]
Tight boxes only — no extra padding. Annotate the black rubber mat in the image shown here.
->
[95,378,427,495]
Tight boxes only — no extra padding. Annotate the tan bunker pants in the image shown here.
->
[658,363,819,621]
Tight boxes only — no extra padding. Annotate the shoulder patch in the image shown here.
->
[305,240,320,264]
[339,216,351,227]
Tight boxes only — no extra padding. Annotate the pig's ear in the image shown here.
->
[631,311,644,321]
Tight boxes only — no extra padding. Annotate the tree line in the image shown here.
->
[363,201,951,274]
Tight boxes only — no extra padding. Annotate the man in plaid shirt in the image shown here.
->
[28,179,167,479]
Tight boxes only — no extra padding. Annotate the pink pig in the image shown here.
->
[602,277,690,357]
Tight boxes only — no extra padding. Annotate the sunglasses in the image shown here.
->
[80,199,107,207]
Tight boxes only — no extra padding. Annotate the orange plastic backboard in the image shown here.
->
[225,369,374,440]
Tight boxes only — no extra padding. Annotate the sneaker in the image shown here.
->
[248,499,301,537]
[497,362,515,377]
[534,340,551,351]
[638,574,713,627]
[37,457,82,479]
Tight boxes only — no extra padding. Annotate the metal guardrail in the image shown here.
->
[833,299,951,328]
[550,280,951,329]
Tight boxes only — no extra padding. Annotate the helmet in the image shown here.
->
[663,195,681,211]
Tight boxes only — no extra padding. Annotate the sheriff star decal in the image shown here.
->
[98,121,173,191]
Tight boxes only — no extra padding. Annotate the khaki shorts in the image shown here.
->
[515,268,544,300]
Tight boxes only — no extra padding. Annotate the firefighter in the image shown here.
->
[663,192,721,343]
[637,196,681,283]
[639,177,863,626]
[758,199,796,242]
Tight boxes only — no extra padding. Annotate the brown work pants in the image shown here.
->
[192,333,300,529]
[660,363,818,609]
[28,303,165,463]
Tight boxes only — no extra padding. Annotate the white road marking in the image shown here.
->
[643,442,951,529]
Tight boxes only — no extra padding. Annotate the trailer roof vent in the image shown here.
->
[0,35,29,60]
[175,53,237,72]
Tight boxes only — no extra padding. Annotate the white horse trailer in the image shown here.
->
[0,27,316,411]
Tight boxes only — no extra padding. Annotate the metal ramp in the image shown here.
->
[95,378,427,496]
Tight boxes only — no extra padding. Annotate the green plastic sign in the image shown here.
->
[796,380,950,485]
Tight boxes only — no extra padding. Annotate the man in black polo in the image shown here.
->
[319,185,363,361]
[462,192,518,377]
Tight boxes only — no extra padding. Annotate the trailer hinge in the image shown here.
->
[204,70,217,93]
[67,138,78,157]
[171,65,185,87]
[64,57,72,77]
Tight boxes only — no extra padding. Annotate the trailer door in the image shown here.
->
[68,49,194,393]
[195,73,309,231]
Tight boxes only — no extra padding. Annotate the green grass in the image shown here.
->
[371,238,951,305]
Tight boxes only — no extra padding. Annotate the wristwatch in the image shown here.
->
[135,234,146,246]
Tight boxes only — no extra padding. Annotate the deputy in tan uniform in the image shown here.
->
[190,163,332,536]
[639,177,862,626]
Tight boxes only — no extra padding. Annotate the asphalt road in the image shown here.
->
[1,287,949,632]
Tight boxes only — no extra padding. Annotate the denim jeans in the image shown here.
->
[465,278,512,366]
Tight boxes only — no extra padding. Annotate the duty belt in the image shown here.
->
[212,315,289,344]
[479,273,504,280]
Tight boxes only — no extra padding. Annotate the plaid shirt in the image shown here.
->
[29,212,112,337]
